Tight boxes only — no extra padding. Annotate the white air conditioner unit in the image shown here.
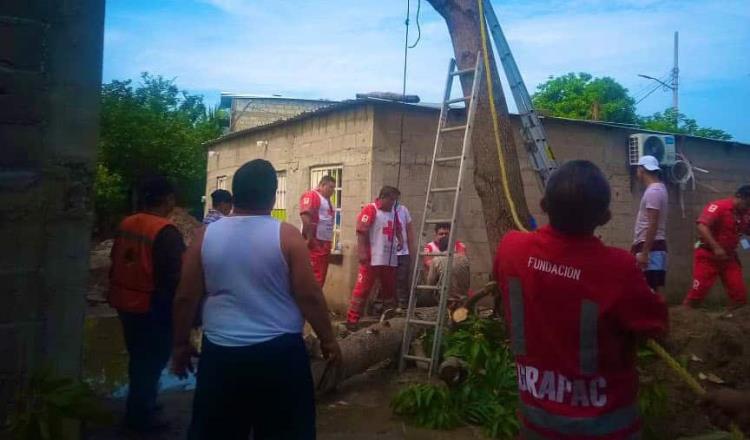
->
[628,133,676,166]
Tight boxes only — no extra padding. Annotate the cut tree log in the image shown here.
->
[311,308,440,394]
[426,0,532,257]
[451,281,498,323]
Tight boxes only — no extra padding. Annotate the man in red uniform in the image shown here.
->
[299,175,336,287]
[494,160,668,439]
[422,222,467,272]
[346,186,403,329]
[683,185,750,310]
[109,176,185,432]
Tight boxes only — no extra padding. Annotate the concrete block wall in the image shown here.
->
[373,109,750,304]
[0,0,104,422]
[231,98,335,132]
[206,105,375,311]
[208,102,750,311]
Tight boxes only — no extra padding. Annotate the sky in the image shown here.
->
[104,0,750,142]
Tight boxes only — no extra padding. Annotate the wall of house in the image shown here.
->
[230,98,335,132]
[371,106,495,291]
[206,105,375,311]
[207,103,750,312]
[522,118,750,305]
[0,0,104,425]
[372,108,750,305]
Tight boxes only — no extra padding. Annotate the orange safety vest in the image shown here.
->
[109,213,174,313]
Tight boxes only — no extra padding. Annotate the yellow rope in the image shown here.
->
[646,339,745,439]
[476,0,527,232]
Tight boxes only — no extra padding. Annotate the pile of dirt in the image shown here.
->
[651,306,750,437]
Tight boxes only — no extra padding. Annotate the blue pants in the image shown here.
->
[189,333,315,440]
[118,310,172,428]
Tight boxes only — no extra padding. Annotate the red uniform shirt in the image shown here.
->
[422,240,466,270]
[494,226,668,439]
[356,201,401,267]
[696,198,750,254]
[300,189,334,242]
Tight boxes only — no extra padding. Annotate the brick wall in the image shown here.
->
[230,98,335,132]
[0,0,104,423]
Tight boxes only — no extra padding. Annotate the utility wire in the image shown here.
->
[636,82,663,105]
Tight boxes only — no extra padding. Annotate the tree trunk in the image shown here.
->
[311,318,407,394]
[426,0,532,256]
[310,307,444,394]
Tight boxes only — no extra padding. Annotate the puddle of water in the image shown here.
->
[83,316,196,398]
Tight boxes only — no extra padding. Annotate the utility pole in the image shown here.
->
[637,30,680,126]
[672,31,679,124]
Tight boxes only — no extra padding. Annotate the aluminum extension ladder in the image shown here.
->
[398,54,483,376]
[481,0,558,188]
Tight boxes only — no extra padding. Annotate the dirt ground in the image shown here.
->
[85,218,750,439]
[84,367,483,440]
[645,306,750,439]
[82,305,750,440]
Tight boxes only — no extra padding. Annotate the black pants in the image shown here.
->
[189,333,315,440]
[396,254,411,307]
[118,310,172,427]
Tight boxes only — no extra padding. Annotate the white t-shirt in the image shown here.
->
[633,182,668,244]
[396,204,412,256]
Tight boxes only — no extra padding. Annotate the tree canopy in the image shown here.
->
[532,72,732,140]
[532,73,638,124]
[640,108,732,141]
[96,73,226,233]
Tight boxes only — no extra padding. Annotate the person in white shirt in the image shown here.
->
[631,155,669,292]
[171,159,341,439]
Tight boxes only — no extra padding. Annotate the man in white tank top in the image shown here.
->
[171,159,341,439]
[346,186,403,329]
[299,175,336,287]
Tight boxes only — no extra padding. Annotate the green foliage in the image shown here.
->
[396,322,671,439]
[532,72,638,124]
[392,317,520,438]
[640,108,732,140]
[94,164,127,221]
[533,72,733,140]
[96,72,226,232]
[390,383,463,430]
[6,368,113,439]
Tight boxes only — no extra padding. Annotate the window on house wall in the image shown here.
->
[272,172,287,221]
[310,166,343,253]
[216,175,227,190]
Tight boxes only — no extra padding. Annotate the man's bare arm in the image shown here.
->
[642,208,659,254]
[281,223,341,362]
[300,212,314,242]
[171,227,206,378]
[697,223,727,258]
